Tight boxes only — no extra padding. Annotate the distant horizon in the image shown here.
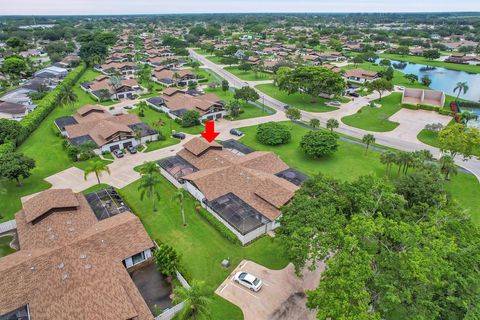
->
[2,0,480,16]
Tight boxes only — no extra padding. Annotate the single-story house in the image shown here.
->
[151,67,196,87]
[54,54,81,69]
[0,100,36,120]
[146,88,226,121]
[402,88,445,108]
[158,138,307,244]
[343,68,380,83]
[142,56,184,69]
[34,66,68,80]
[81,75,145,101]
[55,105,158,153]
[0,188,157,320]
[95,61,140,77]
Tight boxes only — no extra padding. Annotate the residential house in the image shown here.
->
[142,56,184,69]
[0,188,157,320]
[0,100,35,120]
[410,47,424,56]
[146,88,226,121]
[81,75,145,101]
[34,66,68,81]
[317,51,346,62]
[55,105,157,153]
[54,54,81,69]
[151,67,196,87]
[343,68,379,83]
[445,53,480,65]
[95,61,139,77]
[159,138,306,244]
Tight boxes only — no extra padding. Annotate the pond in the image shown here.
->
[376,59,480,102]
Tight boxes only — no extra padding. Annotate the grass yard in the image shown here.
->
[224,66,274,81]
[341,92,403,132]
[193,68,222,84]
[206,55,228,65]
[238,121,480,223]
[119,177,289,320]
[417,129,441,148]
[255,83,339,113]
[379,53,480,74]
[204,87,276,120]
[73,157,113,171]
[0,236,15,257]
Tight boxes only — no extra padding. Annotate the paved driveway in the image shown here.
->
[216,260,324,320]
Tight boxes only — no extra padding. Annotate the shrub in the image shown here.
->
[401,103,419,110]
[438,108,453,116]
[196,207,241,245]
[256,122,291,145]
[418,104,437,111]
[181,110,201,127]
[154,243,180,277]
[300,130,339,158]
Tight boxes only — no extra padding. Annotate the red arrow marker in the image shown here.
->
[201,121,220,142]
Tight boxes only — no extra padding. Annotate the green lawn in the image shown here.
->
[119,177,289,320]
[193,68,221,84]
[341,92,403,132]
[224,66,273,81]
[0,236,15,257]
[73,157,113,171]
[207,56,228,65]
[255,83,339,113]
[238,121,480,223]
[204,87,276,121]
[379,53,480,74]
[417,129,441,148]
[0,69,120,222]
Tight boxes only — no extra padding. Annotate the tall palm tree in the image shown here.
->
[460,111,478,126]
[138,173,162,212]
[173,280,212,320]
[453,82,469,101]
[84,160,111,185]
[362,134,375,155]
[326,118,339,132]
[380,151,397,176]
[139,161,160,175]
[439,155,457,180]
[176,188,187,226]
[59,86,78,111]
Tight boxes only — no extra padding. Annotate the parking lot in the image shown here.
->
[215,260,324,320]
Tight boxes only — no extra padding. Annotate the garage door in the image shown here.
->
[110,144,120,152]
[123,141,133,148]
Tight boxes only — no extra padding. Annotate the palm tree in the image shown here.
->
[326,118,339,132]
[460,111,478,126]
[139,161,160,175]
[380,151,397,176]
[176,188,187,226]
[138,173,162,212]
[439,155,457,180]
[59,86,78,111]
[84,160,111,185]
[137,101,147,117]
[362,134,375,155]
[173,280,212,320]
[453,82,469,101]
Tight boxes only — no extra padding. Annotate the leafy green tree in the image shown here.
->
[460,111,478,125]
[93,32,118,46]
[300,131,339,158]
[2,57,27,78]
[421,75,432,87]
[285,107,301,121]
[221,80,229,92]
[309,118,320,128]
[181,110,201,128]
[396,46,410,55]
[326,118,339,132]
[0,119,22,144]
[226,99,241,119]
[256,122,291,146]
[380,66,394,81]
[154,244,180,277]
[439,123,480,159]
[79,41,108,66]
[395,170,444,207]
[173,281,212,320]
[138,172,162,212]
[0,153,35,186]
[366,79,393,101]
[84,160,110,185]
[362,134,375,154]
[404,73,418,84]
[276,66,345,103]
[423,49,440,60]
[454,81,469,101]
[238,61,252,71]
[352,55,364,66]
[233,86,259,103]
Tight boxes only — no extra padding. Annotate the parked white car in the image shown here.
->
[234,271,263,292]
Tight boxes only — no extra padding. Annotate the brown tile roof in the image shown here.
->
[344,68,379,80]
[0,189,154,320]
[153,68,193,81]
[158,91,223,115]
[22,189,80,224]
[179,138,298,220]
[89,76,140,95]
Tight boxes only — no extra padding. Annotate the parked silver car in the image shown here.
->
[234,271,263,292]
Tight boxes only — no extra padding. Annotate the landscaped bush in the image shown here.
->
[256,122,291,145]
[195,206,241,245]
[418,104,437,111]
[300,130,339,158]
[153,243,180,277]
[181,110,201,128]
[401,103,419,110]
[438,108,453,116]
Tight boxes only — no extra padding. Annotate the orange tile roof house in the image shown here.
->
[146,89,226,121]
[158,138,307,244]
[54,105,157,154]
[0,188,157,320]
[81,75,145,101]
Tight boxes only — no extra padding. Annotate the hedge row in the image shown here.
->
[16,63,87,145]
[195,205,242,245]
[401,103,453,116]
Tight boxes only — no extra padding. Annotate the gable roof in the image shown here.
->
[23,189,80,224]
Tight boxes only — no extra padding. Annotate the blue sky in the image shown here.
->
[2,0,480,15]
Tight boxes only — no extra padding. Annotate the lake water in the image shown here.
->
[375,59,480,102]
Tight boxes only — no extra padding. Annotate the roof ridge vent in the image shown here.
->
[58,262,64,269]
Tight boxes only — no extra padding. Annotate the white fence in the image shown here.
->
[155,302,185,320]
[0,219,16,236]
